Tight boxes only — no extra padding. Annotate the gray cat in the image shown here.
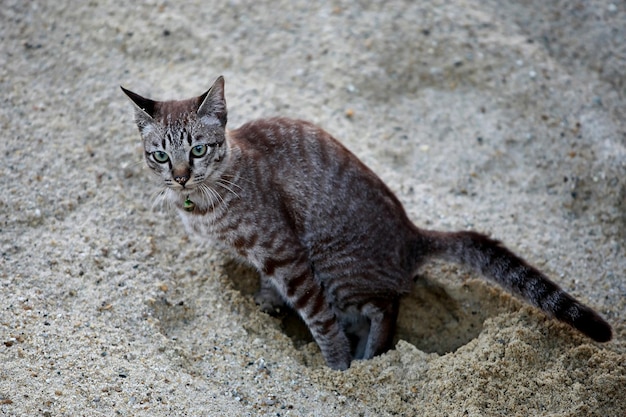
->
[122,76,612,370]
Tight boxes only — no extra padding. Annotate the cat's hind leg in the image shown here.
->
[360,300,399,360]
[339,313,370,359]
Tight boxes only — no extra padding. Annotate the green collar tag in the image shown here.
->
[183,196,195,212]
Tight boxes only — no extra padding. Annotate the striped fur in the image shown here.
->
[122,76,612,370]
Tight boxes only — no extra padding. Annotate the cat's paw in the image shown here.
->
[254,287,287,315]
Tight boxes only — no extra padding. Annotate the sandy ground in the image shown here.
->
[1,0,625,415]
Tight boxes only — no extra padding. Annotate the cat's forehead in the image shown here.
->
[153,97,201,125]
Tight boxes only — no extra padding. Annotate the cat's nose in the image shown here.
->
[174,175,189,185]
[173,167,191,186]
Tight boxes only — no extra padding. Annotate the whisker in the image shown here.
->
[218,177,243,191]
[207,188,218,212]
[151,187,171,211]
[222,172,253,187]
[130,158,146,168]
[209,184,226,207]
[196,184,209,209]
[196,184,211,211]
[199,183,219,212]
[217,180,240,199]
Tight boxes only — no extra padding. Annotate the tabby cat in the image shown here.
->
[122,76,612,370]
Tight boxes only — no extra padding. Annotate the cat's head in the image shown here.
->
[121,76,228,194]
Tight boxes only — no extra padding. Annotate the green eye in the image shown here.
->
[191,144,208,158]
[152,151,169,163]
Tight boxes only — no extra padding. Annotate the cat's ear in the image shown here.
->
[197,76,227,127]
[120,86,157,133]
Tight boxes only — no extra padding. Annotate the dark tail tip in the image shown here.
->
[569,307,613,343]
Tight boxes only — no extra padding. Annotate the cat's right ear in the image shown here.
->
[120,86,156,133]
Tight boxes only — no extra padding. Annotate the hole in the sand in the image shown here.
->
[224,260,510,356]
[396,264,509,355]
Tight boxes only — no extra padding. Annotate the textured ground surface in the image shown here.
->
[1,1,625,415]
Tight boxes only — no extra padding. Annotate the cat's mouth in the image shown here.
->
[172,183,194,190]
[167,178,198,191]
[171,185,201,203]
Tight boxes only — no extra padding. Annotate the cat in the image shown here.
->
[121,76,612,370]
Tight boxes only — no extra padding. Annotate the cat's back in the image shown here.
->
[230,117,379,183]
[229,116,415,243]
[230,117,341,159]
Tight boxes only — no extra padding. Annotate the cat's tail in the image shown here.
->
[418,230,612,343]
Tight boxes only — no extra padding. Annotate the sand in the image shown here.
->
[1,0,625,415]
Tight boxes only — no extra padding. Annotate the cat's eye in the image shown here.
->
[191,144,208,158]
[152,151,169,163]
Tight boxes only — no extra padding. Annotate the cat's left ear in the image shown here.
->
[120,86,157,133]
[197,76,227,127]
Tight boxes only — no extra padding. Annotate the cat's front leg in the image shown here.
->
[263,251,351,370]
[254,274,287,314]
